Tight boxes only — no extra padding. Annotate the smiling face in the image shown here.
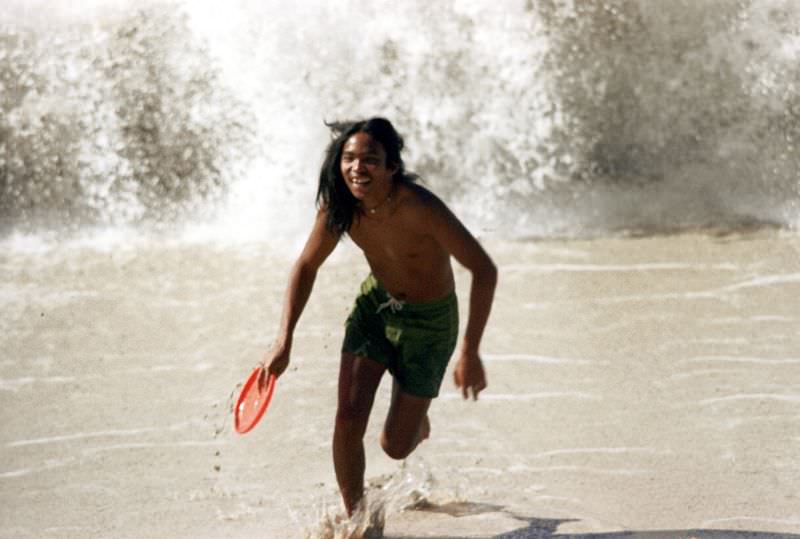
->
[340,132,396,206]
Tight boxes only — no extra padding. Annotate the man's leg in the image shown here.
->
[333,352,386,516]
[380,381,432,460]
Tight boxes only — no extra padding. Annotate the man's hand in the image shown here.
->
[453,350,487,400]
[259,340,291,389]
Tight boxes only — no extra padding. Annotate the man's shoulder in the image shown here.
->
[394,182,455,233]
[397,182,446,212]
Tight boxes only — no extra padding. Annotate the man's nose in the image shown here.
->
[353,159,366,171]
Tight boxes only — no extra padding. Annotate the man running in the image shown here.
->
[262,117,497,516]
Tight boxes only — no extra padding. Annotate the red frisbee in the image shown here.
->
[234,367,277,434]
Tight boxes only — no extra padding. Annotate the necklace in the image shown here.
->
[364,187,393,214]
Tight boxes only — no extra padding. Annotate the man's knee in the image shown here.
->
[379,431,415,460]
[335,399,371,433]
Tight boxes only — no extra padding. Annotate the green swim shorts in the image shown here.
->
[342,274,459,398]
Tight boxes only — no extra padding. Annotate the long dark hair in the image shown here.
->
[316,117,417,236]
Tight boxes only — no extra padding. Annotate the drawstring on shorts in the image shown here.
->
[376,294,405,314]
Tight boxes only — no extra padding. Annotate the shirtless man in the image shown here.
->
[262,117,497,516]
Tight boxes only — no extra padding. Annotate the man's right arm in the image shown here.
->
[263,209,339,377]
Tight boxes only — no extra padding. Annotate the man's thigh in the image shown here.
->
[382,381,431,447]
[336,352,386,421]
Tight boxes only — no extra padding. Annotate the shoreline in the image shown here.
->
[1,232,799,538]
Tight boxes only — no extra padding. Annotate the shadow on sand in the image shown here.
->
[493,516,800,539]
[387,507,800,539]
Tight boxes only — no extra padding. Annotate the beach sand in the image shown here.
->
[1,231,799,538]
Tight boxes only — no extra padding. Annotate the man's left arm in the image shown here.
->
[425,197,498,400]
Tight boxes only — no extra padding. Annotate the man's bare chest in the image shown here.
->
[349,218,434,262]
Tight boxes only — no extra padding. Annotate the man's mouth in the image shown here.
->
[351,177,371,185]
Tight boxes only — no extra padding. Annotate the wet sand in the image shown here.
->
[1,231,799,538]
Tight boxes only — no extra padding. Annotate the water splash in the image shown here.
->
[304,499,385,539]
[2,0,798,241]
[1,1,254,230]
[302,460,440,539]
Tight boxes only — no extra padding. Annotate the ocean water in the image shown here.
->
[1,0,798,241]
[1,1,800,538]
[1,233,799,538]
